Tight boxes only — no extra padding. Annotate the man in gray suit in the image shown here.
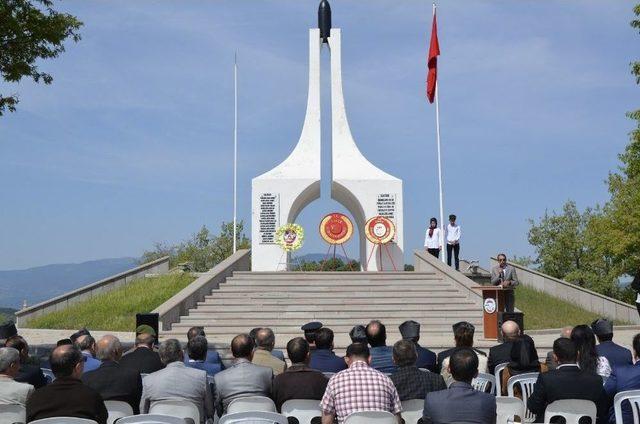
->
[0,347,34,406]
[140,339,213,424]
[490,253,519,312]
[423,348,496,424]
[213,334,273,417]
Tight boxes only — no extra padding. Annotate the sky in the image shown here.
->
[0,0,638,270]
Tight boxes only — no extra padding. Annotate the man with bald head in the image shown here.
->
[545,326,573,370]
[252,327,286,375]
[82,335,143,413]
[487,320,520,374]
[26,345,108,423]
[367,320,397,373]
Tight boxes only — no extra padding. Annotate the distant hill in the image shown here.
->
[0,257,138,310]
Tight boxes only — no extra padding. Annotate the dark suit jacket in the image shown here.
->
[26,377,108,424]
[423,381,496,424]
[81,360,143,414]
[15,364,48,389]
[370,345,397,373]
[527,364,607,423]
[415,344,437,372]
[271,364,328,411]
[119,347,164,374]
[390,366,446,401]
[604,362,640,423]
[437,347,487,373]
[597,341,632,369]
[487,341,514,374]
[309,349,347,373]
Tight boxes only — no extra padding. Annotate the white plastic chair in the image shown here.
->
[227,396,276,414]
[115,415,185,424]
[149,399,200,424]
[614,389,640,424]
[41,368,55,383]
[496,396,525,424]
[30,418,98,424]
[472,372,497,395]
[104,400,134,424]
[506,372,539,423]
[218,411,288,424]
[494,362,508,396]
[344,410,396,424]
[544,399,596,424]
[400,399,424,424]
[281,399,322,424]
[0,404,26,424]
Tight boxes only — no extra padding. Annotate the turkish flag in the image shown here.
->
[426,12,440,104]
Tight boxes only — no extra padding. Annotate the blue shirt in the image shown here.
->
[597,341,633,369]
[309,349,347,373]
[370,345,396,374]
[81,351,101,373]
[186,359,222,376]
[184,350,225,370]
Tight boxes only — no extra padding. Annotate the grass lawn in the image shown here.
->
[517,284,629,329]
[25,273,195,331]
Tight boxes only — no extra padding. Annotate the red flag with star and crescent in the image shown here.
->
[426,11,440,103]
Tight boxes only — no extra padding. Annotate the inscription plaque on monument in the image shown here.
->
[259,193,280,244]
[376,193,396,220]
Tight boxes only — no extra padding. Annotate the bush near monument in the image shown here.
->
[298,258,360,271]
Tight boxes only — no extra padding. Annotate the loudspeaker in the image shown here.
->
[136,313,159,339]
[498,312,524,342]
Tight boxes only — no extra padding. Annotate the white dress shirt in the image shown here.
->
[446,224,461,244]
[424,228,442,249]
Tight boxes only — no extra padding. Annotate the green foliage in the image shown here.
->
[140,221,250,272]
[0,307,17,323]
[510,255,534,267]
[298,258,361,271]
[25,273,195,331]
[0,0,82,115]
[404,264,415,271]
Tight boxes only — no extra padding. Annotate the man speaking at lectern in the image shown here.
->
[491,253,519,313]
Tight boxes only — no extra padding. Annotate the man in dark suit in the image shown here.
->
[185,326,226,369]
[604,333,640,423]
[5,335,48,389]
[367,320,396,373]
[82,335,142,414]
[592,318,632,368]
[423,348,496,424]
[528,337,608,423]
[272,337,328,412]
[436,322,487,373]
[490,253,519,312]
[120,327,164,374]
[399,320,437,372]
[487,320,520,374]
[390,340,445,401]
[26,345,108,423]
[309,328,347,373]
[186,335,222,376]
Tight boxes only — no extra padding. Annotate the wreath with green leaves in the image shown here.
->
[276,223,304,252]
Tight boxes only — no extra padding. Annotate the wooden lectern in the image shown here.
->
[472,285,513,340]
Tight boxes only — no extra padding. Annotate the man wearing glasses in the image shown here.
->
[490,253,519,312]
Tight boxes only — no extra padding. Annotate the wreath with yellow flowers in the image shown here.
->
[275,223,304,252]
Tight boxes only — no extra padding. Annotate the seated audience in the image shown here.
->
[140,339,213,424]
[185,326,226,369]
[545,326,572,370]
[252,327,286,375]
[366,320,397,373]
[214,334,273,416]
[309,327,347,373]
[70,328,91,344]
[390,340,446,401]
[500,335,547,397]
[75,334,101,373]
[487,320,520,374]
[119,326,164,374]
[186,335,222,376]
[302,321,323,351]
[438,322,487,385]
[592,318,632,368]
[26,345,108,424]
[0,347,34,406]
[272,337,328,412]
[321,342,402,424]
[349,325,368,344]
[604,333,640,424]
[56,339,73,347]
[528,337,608,423]
[423,348,496,424]
[5,335,48,388]
[399,320,437,372]
[251,327,285,361]
[572,324,611,381]
[82,335,142,414]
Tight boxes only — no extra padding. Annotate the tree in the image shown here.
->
[0,0,82,115]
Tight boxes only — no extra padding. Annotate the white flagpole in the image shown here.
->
[233,52,238,254]
[433,3,446,263]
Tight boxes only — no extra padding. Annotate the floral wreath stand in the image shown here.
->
[275,223,304,271]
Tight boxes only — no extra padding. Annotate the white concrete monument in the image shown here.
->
[252,9,403,271]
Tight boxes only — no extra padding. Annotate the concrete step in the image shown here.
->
[192,304,478,312]
[203,292,465,300]
[199,297,471,305]
[177,316,481,326]
[186,308,480,317]
[167,322,481,334]
[231,272,437,279]
[224,279,446,286]
[216,286,455,293]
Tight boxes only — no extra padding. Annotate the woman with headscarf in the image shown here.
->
[501,335,547,397]
[424,217,442,259]
[571,324,611,382]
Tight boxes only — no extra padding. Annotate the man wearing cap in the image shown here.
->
[302,322,323,351]
[119,325,163,374]
[349,325,368,344]
[399,320,437,372]
[592,318,632,368]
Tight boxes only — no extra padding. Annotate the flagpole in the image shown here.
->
[433,3,446,263]
[233,51,238,254]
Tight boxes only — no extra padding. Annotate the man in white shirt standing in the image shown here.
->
[446,214,461,271]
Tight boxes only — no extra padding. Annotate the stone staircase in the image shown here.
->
[161,271,483,351]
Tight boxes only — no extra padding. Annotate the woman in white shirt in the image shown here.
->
[424,217,442,258]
